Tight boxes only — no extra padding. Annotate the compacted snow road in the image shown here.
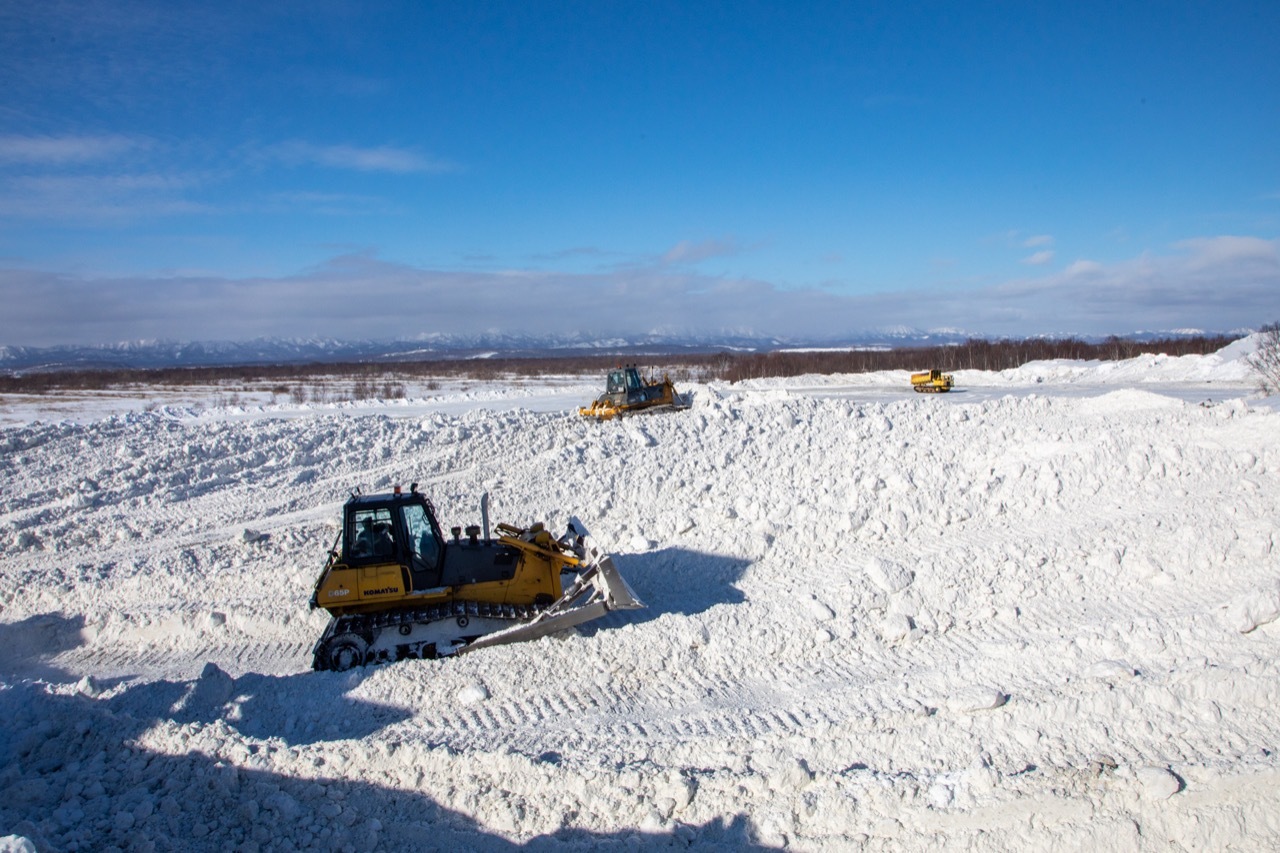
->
[2,345,1279,850]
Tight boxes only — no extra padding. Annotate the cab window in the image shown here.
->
[402,502,442,574]
[347,507,396,562]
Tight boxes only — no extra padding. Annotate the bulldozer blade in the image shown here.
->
[458,519,643,654]
[590,553,644,610]
[458,601,611,653]
[567,516,644,609]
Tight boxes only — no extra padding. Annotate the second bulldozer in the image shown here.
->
[579,365,688,420]
[910,369,954,393]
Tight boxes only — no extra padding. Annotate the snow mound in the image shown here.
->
[1,354,1278,849]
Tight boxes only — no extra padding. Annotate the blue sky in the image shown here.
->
[1,0,1277,347]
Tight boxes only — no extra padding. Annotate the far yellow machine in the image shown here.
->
[911,369,954,393]
[579,365,688,420]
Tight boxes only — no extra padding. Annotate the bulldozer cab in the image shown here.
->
[606,367,642,396]
[343,494,445,588]
[605,366,661,406]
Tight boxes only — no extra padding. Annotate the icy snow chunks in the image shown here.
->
[865,557,921,643]
[860,555,931,640]
[1136,765,1182,801]
[944,686,1008,713]
[804,595,837,644]
[866,556,913,594]
[12,530,41,551]
[804,595,835,622]
[1083,659,1137,682]
[879,613,915,644]
[626,424,657,447]
[240,527,269,544]
[1219,583,1280,633]
[457,681,490,706]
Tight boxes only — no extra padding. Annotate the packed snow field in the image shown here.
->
[2,341,1279,851]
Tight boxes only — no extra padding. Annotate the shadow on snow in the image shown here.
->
[574,546,751,636]
[0,566,775,851]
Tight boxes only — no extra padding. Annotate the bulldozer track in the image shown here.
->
[45,640,313,680]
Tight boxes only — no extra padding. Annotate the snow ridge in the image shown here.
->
[1,353,1279,849]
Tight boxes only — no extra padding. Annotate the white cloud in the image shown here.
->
[0,172,212,221]
[0,134,147,165]
[1064,259,1103,276]
[1174,235,1277,270]
[1022,250,1055,266]
[266,142,455,174]
[0,134,445,222]
[1023,234,1054,248]
[661,238,740,265]
[264,190,397,217]
[1,236,1275,346]
[979,236,1278,333]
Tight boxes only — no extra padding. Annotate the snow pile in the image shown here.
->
[739,332,1263,400]
[2,345,1280,849]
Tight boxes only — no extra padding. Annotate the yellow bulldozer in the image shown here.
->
[910,369,954,393]
[578,365,688,420]
[309,485,643,670]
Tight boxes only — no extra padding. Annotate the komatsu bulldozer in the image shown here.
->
[579,365,687,420]
[308,485,643,671]
[910,369,954,393]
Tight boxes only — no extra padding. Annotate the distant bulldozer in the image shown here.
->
[910,369,954,393]
[579,365,688,420]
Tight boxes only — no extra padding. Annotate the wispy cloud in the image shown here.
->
[530,246,630,264]
[265,142,456,174]
[264,190,398,217]
[0,134,446,222]
[1022,250,1055,266]
[989,231,1058,253]
[0,134,148,165]
[1174,235,1277,270]
[0,172,213,221]
[1064,259,1103,276]
[661,238,742,265]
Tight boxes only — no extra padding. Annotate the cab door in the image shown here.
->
[400,501,443,590]
[346,506,406,601]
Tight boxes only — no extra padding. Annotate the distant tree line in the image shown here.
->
[0,334,1240,394]
[710,335,1235,382]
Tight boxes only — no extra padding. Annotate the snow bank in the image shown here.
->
[2,351,1279,849]
[735,333,1262,403]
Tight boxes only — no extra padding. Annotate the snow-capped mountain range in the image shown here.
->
[0,328,1243,372]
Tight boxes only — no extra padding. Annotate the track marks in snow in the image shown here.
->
[51,639,314,680]
[4,382,1280,851]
